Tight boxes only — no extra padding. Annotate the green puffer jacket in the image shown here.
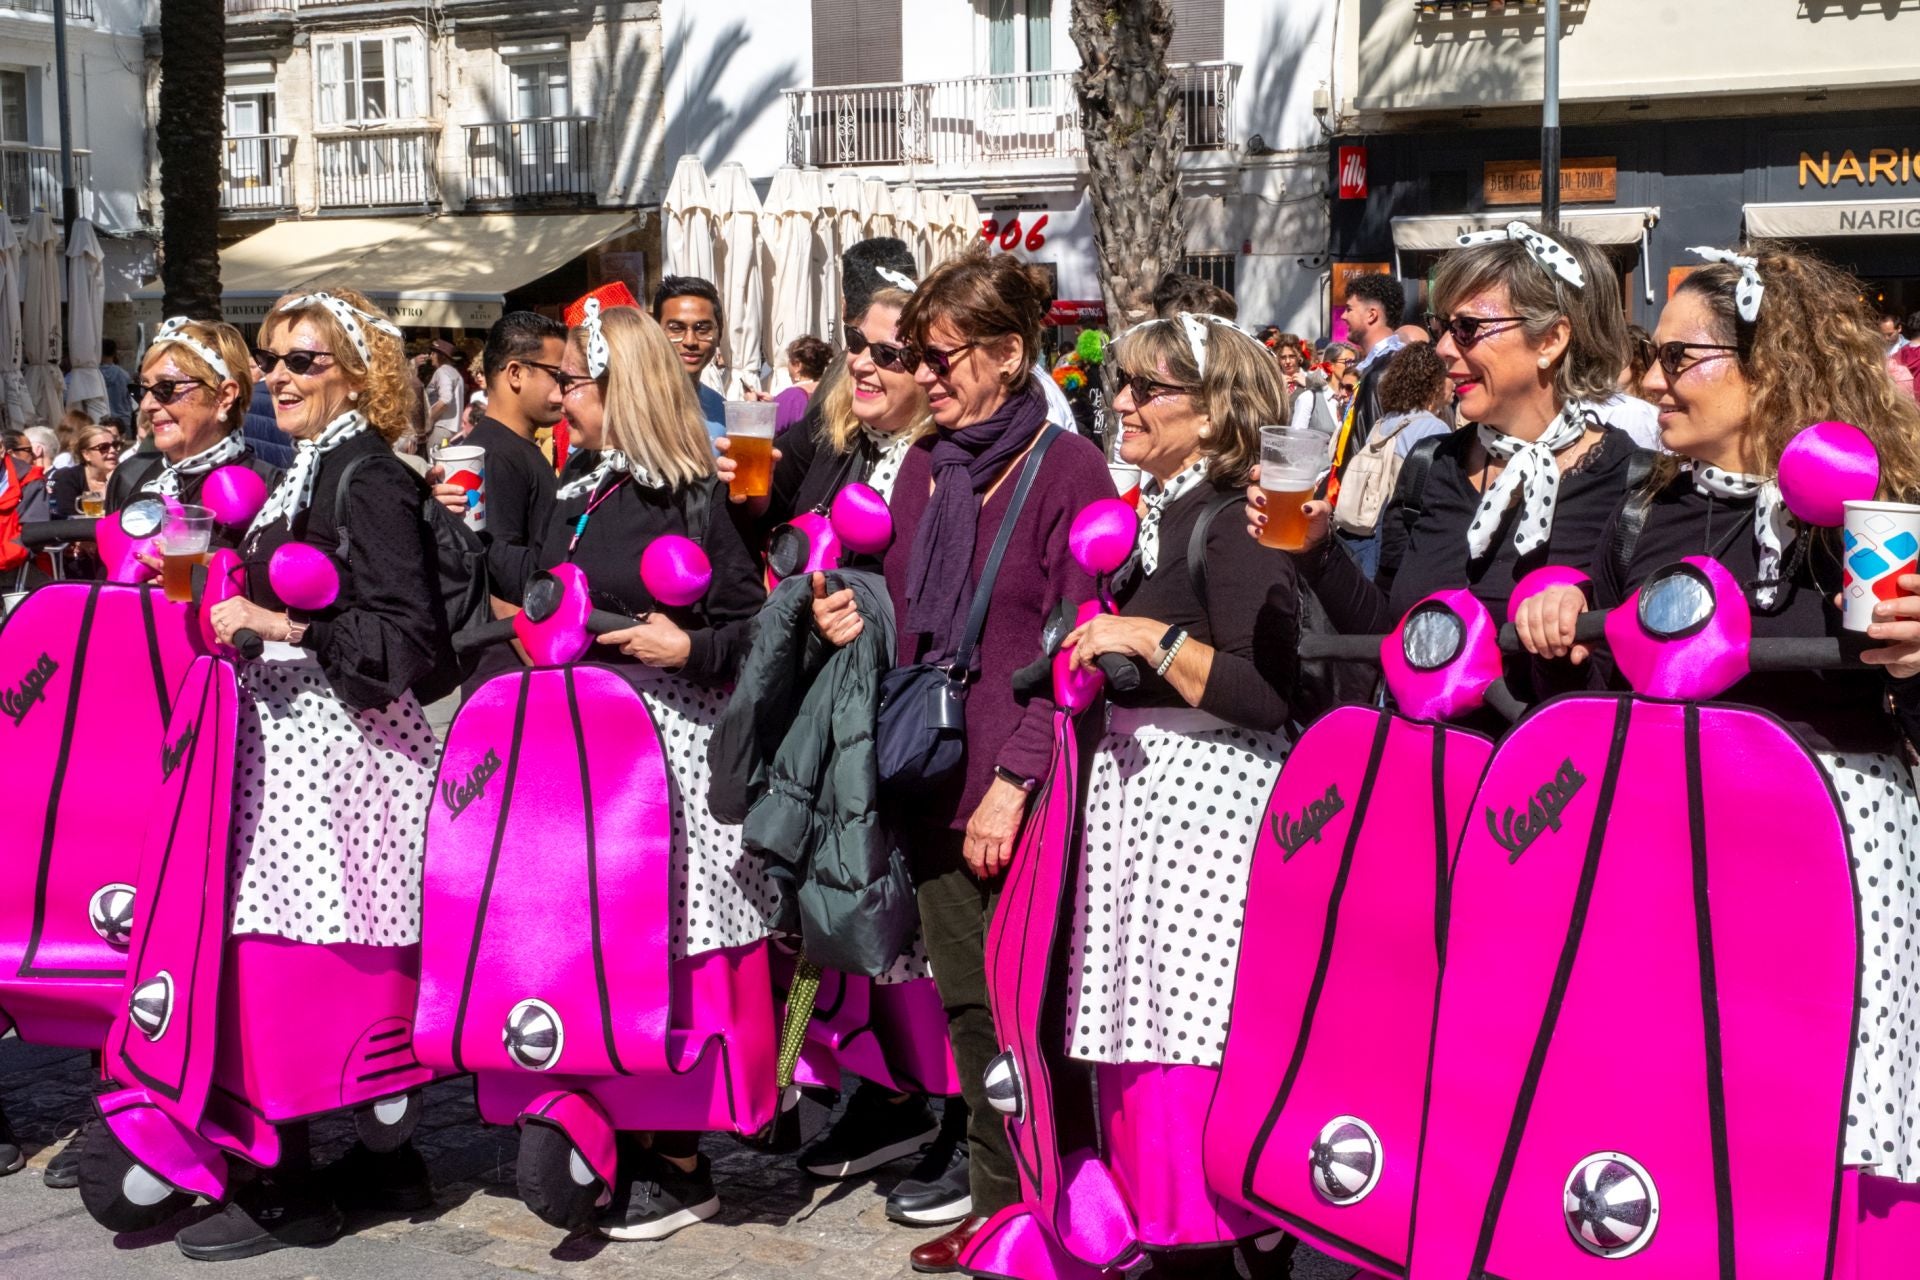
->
[706,568,915,976]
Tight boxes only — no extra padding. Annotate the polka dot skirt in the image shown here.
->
[1065,708,1289,1068]
[1821,748,1920,1181]
[621,668,783,961]
[228,657,437,946]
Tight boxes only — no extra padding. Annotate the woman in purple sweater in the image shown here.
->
[811,249,1112,1273]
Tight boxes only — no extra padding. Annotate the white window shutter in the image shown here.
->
[316,41,344,126]
[396,33,426,119]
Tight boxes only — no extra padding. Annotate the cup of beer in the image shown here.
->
[724,401,779,501]
[1257,426,1327,552]
[433,443,488,533]
[157,505,216,604]
[77,491,105,518]
[1841,499,1920,631]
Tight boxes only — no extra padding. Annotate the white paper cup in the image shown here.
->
[1841,499,1920,631]
[1107,463,1141,504]
[435,443,487,533]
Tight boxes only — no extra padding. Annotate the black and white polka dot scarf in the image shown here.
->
[1137,460,1209,576]
[1693,464,1793,608]
[1466,405,1589,561]
[556,449,659,500]
[248,411,369,534]
[861,425,915,501]
[140,430,248,498]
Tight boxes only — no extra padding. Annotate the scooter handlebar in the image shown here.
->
[20,519,97,548]
[451,609,641,657]
[231,628,266,661]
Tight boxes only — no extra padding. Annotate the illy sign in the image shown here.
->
[1338,147,1369,200]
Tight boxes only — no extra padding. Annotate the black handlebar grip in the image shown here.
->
[20,519,97,548]
[1748,638,1856,671]
[451,618,518,655]
[586,610,640,636]
[1297,633,1385,663]
[1097,652,1142,693]
[1495,608,1614,655]
[232,628,265,661]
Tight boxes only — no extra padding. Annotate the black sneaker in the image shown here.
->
[0,1110,22,1177]
[799,1083,939,1179]
[596,1150,721,1242]
[319,1141,434,1213]
[174,1178,343,1262]
[42,1118,92,1189]
[885,1136,971,1226]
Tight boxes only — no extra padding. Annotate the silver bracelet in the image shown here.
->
[1154,630,1188,677]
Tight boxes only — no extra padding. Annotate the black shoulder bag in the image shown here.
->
[875,425,1059,791]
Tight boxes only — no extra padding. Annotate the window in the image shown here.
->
[987,0,1052,106]
[1182,252,1236,298]
[1,69,30,144]
[1168,0,1224,63]
[511,59,570,119]
[315,32,426,126]
[810,0,902,87]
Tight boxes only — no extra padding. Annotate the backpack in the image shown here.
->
[0,457,42,573]
[334,453,490,705]
[1332,412,1425,537]
[1186,491,1380,733]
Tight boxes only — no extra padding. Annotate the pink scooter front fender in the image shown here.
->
[95,1087,229,1201]
[520,1090,618,1195]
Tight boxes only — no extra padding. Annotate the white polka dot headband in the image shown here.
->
[149,316,231,383]
[874,266,918,294]
[1456,221,1586,290]
[276,292,402,363]
[1687,246,1765,323]
[581,296,610,379]
[1171,310,1245,377]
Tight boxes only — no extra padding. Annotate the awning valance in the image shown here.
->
[133,211,640,330]
[1744,198,1920,240]
[1390,207,1661,252]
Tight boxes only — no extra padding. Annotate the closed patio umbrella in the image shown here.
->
[21,212,63,428]
[890,183,927,274]
[827,173,866,333]
[762,168,818,393]
[65,219,107,420]
[860,177,895,240]
[0,217,31,430]
[711,162,765,399]
[661,153,716,284]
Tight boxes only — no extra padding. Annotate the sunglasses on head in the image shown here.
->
[844,326,913,374]
[252,348,335,376]
[1112,368,1196,404]
[1424,313,1526,349]
[1638,338,1742,380]
[133,379,208,406]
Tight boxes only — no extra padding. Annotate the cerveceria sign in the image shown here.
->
[1800,149,1920,189]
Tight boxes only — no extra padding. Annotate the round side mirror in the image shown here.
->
[1401,601,1466,671]
[1638,563,1717,640]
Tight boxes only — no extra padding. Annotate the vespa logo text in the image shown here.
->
[441,748,502,821]
[1485,758,1587,863]
[1,653,59,726]
[161,723,196,780]
[1273,784,1345,861]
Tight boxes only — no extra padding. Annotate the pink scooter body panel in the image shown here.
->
[106,655,238,1131]
[416,664,675,1080]
[793,965,961,1099]
[0,583,197,1044]
[1204,704,1493,1276]
[1411,694,1854,1279]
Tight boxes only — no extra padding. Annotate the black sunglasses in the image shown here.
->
[252,348,336,376]
[1425,313,1526,350]
[1112,368,1196,404]
[84,440,124,455]
[1639,338,1742,380]
[844,326,913,374]
[907,341,979,379]
[521,359,585,393]
[133,379,208,405]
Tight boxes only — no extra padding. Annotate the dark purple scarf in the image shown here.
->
[905,383,1049,660]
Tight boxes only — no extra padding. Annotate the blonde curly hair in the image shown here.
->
[259,287,411,443]
[1669,244,1920,501]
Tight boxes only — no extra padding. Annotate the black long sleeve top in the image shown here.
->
[1111,481,1299,733]
[104,447,283,552]
[463,417,556,552]
[239,432,442,712]
[1591,474,1912,755]
[483,472,765,688]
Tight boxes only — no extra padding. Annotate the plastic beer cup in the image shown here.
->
[725,401,779,501]
[1258,427,1327,551]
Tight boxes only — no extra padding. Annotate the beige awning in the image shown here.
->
[1744,198,1920,240]
[1390,207,1661,251]
[133,211,640,330]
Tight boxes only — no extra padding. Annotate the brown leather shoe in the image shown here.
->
[909,1214,988,1274]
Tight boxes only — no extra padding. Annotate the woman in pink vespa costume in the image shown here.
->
[1514,243,1920,1252]
[191,287,445,1259]
[1051,315,1302,1276]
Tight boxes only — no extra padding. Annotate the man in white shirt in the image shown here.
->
[426,339,467,450]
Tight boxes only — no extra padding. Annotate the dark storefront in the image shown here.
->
[1331,108,1920,327]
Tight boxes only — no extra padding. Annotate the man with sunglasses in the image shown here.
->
[652,275,730,446]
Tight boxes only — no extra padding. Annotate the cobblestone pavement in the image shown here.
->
[0,1039,1352,1280]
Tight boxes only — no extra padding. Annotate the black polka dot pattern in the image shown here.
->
[1466,409,1588,562]
[1064,712,1289,1067]
[1825,749,1920,1178]
[228,658,436,945]
[1456,221,1586,288]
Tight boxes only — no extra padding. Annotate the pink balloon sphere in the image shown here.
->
[641,535,712,607]
[200,465,270,527]
[1069,498,1140,577]
[268,543,340,611]
[830,483,895,555]
[1778,420,1880,528]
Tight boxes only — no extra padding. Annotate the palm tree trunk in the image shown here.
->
[156,0,226,320]
[1070,0,1186,331]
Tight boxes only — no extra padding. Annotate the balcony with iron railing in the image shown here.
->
[315,128,440,209]
[464,117,595,207]
[221,134,296,214]
[783,62,1238,173]
[1,143,91,222]
[0,0,94,21]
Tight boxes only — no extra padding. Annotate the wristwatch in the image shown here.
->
[1153,627,1189,676]
[993,764,1038,793]
[1149,624,1183,670]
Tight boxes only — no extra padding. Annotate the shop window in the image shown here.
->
[1182,252,1237,298]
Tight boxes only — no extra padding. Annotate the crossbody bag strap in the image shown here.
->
[949,423,1060,678]
[1184,489,1243,614]
[329,453,374,564]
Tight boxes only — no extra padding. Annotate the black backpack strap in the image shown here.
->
[1396,433,1446,544]
[950,424,1060,676]
[330,453,374,564]
[1184,490,1243,614]
[1607,449,1660,587]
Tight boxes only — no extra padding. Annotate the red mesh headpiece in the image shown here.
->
[563,282,640,328]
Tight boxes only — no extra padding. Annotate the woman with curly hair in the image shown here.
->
[194,288,447,1260]
[1513,244,1920,1197]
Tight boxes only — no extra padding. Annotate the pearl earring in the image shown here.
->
[1537,357,1550,369]
[218,410,228,423]
[1198,424,1213,439]
[347,390,360,401]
